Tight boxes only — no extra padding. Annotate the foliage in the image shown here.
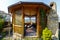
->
[0,15,4,32]
[0,32,7,40]
[39,8,46,29]
[42,27,52,40]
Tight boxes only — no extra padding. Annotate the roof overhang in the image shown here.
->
[8,1,51,13]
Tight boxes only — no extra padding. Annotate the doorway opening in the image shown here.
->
[24,16,37,36]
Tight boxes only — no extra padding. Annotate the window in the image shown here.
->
[24,17,36,23]
[31,17,36,23]
[24,17,30,23]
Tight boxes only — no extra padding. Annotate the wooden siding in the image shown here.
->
[14,25,23,34]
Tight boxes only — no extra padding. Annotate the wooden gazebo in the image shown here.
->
[8,1,51,40]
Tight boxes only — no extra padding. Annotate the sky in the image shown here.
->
[0,0,60,21]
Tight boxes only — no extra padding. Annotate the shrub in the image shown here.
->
[0,18,4,32]
[42,27,52,40]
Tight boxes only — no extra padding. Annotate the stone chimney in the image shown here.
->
[48,2,59,40]
[50,2,57,11]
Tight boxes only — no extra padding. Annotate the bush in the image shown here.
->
[0,18,4,32]
[42,27,52,40]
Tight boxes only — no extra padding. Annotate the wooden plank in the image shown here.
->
[14,26,23,34]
